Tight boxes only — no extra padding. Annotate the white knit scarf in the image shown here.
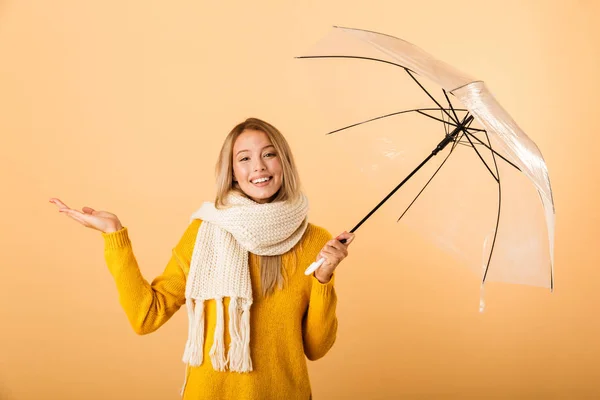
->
[182,192,309,373]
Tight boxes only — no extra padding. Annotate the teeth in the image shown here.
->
[252,177,270,184]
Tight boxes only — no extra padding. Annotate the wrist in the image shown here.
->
[104,223,123,234]
[314,270,332,284]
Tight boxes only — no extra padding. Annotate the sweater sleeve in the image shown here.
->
[302,226,338,361]
[302,273,338,360]
[102,220,201,335]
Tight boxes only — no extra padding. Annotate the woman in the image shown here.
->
[50,117,355,399]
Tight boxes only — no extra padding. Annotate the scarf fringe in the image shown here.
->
[227,298,253,372]
[210,296,227,371]
[239,304,253,372]
[183,296,253,373]
[182,298,205,366]
[227,297,242,371]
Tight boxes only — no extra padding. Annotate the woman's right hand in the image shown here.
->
[49,197,123,233]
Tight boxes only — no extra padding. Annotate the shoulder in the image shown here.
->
[185,218,203,236]
[305,223,332,240]
[174,219,203,254]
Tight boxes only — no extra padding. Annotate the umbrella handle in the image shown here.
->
[304,238,348,275]
[304,257,326,275]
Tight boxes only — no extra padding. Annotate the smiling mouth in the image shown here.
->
[251,177,272,185]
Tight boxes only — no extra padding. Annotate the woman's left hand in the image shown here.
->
[314,231,356,283]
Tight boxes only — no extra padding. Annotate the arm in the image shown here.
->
[102,220,201,335]
[301,224,355,360]
[302,273,338,360]
[300,226,339,360]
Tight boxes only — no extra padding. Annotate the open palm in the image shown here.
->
[49,198,123,233]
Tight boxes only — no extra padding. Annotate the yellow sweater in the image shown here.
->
[102,219,337,400]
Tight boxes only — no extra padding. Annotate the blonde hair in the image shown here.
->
[214,117,302,296]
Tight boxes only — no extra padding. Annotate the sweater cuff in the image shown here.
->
[311,272,335,295]
[102,227,131,249]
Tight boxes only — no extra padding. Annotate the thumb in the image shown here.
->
[344,234,355,245]
[82,206,96,214]
[336,231,355,245]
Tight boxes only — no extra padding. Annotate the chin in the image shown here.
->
[251,193,276,203]
[249,188,281,204]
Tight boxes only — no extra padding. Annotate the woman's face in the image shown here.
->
[232,129,283,204]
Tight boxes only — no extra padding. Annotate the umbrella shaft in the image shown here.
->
[347,115,474,235]
[433,115,473,155]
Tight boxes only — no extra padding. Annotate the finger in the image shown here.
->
[64,211,104,232]
[50,198,70,210]
[343,233,355,245]
[61,208,94,225]
[61,209,89,226]
[319,248,343,263]
[319,256,341,270]
[329,236,352,250]
[82,206,96,214]
[335,231,355,246]
[324,240,345,252]
[325,245,347,259]
[323,250,347,263]
[326,241,349,258]
[324,241,349,257]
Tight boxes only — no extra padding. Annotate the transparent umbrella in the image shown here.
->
[299,26,555,306]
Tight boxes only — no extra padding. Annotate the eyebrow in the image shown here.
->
[235,145,275,157]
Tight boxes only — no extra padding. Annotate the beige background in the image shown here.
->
[1,0,599,399]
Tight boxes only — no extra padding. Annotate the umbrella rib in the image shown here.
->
[405,69,458,124]
[464,126,487,133]
[442,109,449,136]
[326,108,466,135]
[481,184,501,285]
[481,130,502,286]
[443,89,461,124]
[463,131,521,171]
[296,54,418,78]
[416,110,461,128]
[443,89,485,135]
[462,130,499,183]
[457,141,486,147]
[298,54,460,124]
[396,131,464,222]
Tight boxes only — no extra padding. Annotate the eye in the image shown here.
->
[239,156,249,162]
[264,152,276,158]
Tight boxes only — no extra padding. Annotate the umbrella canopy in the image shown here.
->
[299,26,555,291]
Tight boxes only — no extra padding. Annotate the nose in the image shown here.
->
[253,157,266,171]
